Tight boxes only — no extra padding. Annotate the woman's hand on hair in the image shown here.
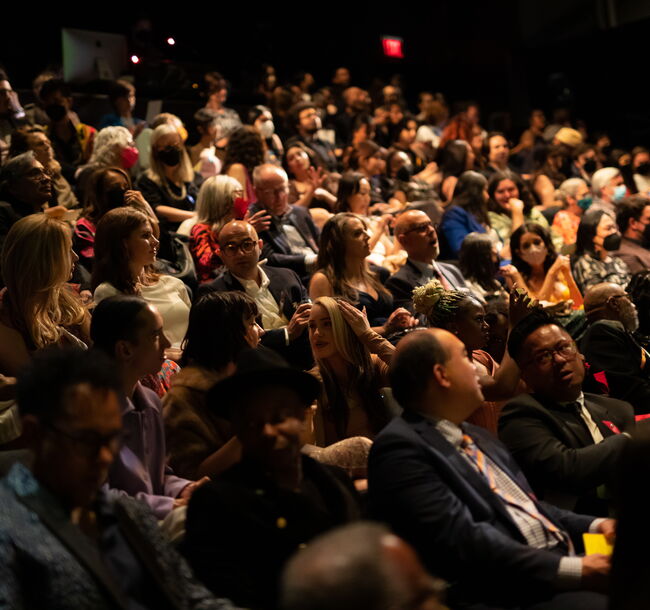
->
[338,300,372,336]
[244,209,271,233]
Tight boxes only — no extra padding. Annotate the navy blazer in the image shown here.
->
[368,411,595,606]
[385,258,466,312]
[249,203,320,280]
[197,265,312,368]
[499,392,634,515]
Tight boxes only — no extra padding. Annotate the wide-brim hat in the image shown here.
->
[206,346,321,419]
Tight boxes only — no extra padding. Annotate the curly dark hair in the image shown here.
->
[223,126,265,176]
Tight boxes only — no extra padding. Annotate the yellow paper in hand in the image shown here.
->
[582,533,613,556]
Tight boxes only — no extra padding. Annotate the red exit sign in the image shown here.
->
[382,36,404,59]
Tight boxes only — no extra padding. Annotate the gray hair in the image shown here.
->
[0,151,36,195]
[558,177,587,200]
[281,522,441,610]
[195,175,242,229]
[88,126,132,167]
[252,163,288,187]
[591,167,620,197]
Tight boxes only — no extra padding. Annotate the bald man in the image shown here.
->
[580,282,650,413]
[248,164,320,284]
[386,210,465,311]
[368,328,611,609]
[198,220,313,368]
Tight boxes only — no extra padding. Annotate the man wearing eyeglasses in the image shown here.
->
[388,210,466,312]
[198,220,313,369]
[0,348,236,609]
[499,309,635,517]
[249,164,320,285]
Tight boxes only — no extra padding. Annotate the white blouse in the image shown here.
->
[94,275,191,348]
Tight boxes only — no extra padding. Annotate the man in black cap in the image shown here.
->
[182,347,360,609]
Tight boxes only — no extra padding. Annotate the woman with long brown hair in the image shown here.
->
[92,207,190,348]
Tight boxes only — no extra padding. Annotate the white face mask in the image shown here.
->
[259,120,275,139]
[519,244,547,266]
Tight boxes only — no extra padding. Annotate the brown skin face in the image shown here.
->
[448,299,489,353]
[518,324,585,402]
[26,384,123,511]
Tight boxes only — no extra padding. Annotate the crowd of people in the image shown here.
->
[2,62,650,609]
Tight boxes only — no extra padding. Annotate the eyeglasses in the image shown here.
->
[220,239,257,255]
[45,421,122,458]
[258,186,288,198]
[523,341,578,367]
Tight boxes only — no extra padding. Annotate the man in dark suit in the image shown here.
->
[387,210,466,311]
[499,310,635,517]
[580,282,650,413]
[368,328,611,609]
[197,220,313,369]
[0,348,234,610]
[249,163,320,285]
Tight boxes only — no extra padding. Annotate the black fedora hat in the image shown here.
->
[206,346,321,419]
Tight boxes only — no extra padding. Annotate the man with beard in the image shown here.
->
[613,195,650,274]
[286,102,338,172]
[580,282,650,414]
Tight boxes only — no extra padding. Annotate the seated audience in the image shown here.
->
[627,270,650,352]
[183,346,360,609]
[530,144,567,209]
[570,143,600,185]
[368,328,613,609]
[571,209,630,293]
[0,215,89,376]
[487,172,553,252]
[8,126,78,209]
[438,139,475,203]
[590,167,626,216]
[308,297,395,445]
[91,295,204,519]
[73,166,157,272]
[163,291,263,480]
[248,104,284,165]
[482,131,514,178]
[92,207,191,348]
[198,220,312,366]
[39,79,95,180]
[188,175,243,282]
[458,232,510,303]
[613,195,650,274]
[0,347,235,609]
[553,177,591,245]
[286,101,338,172]
[223,125,265,204]
[510,222,583,307]
[439,170,492,258]
[412,279,525,432]
[202,71,242,138]
[387,209,466,311]
[580,282,650,413]
[0,151,55,253]
[281,522,447,610]
[249,163,320,283]
[284,143,336,211]
[98,79,145,134]
[189,108,223,176]
[499,310,635,516]
[310,212,415,334]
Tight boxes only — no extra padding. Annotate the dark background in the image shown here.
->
[2,0,649,146]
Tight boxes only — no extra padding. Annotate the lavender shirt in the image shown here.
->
[106,382,190,519]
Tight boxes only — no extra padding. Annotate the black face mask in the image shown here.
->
[44,103,67,122]
[396,165,413,182]
[157,146,182,167]
[583,159,597,174]
[636,162,650,176]
[603,232,622,251]
[105,187,127,209]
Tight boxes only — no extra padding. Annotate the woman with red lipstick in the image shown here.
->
[413,279,528,433]
[308,296,395,444]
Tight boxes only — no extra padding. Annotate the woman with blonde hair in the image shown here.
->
[92,206,191,348]
[308,296,396,445]
[310,212,415,336]
[0,214,89,376]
